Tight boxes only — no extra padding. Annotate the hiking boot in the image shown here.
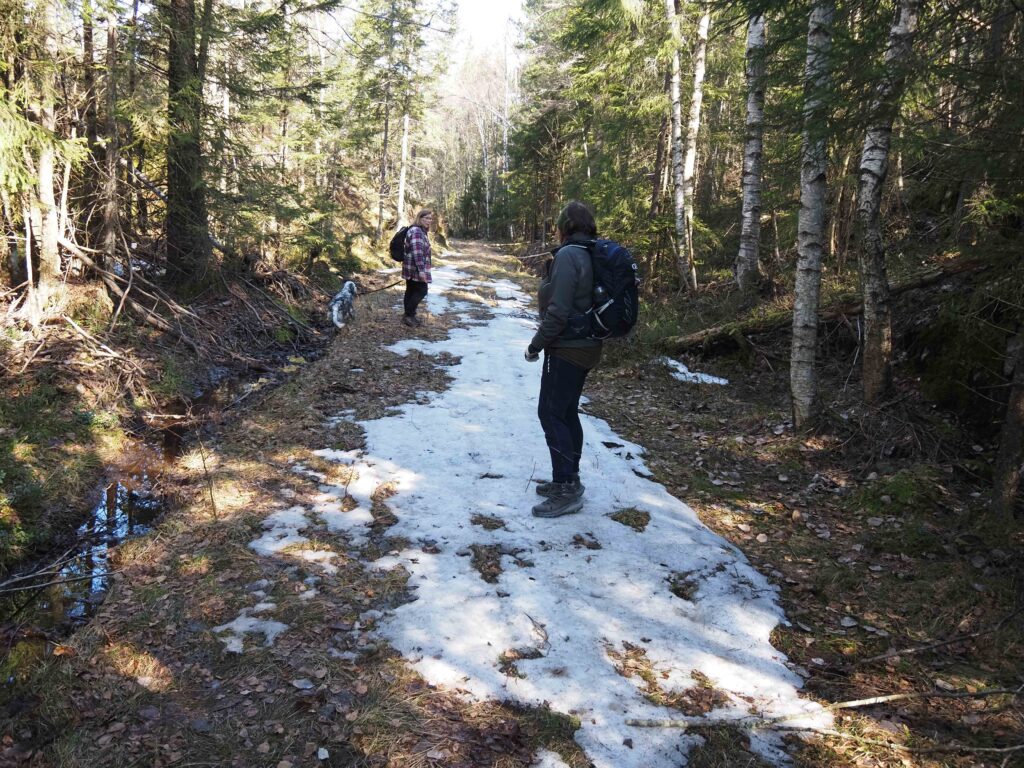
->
[535,477,584,497]
[401,315,416,327]
[531,485,584,518]
[412,315,423,326]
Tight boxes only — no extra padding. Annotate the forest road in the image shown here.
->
[236,240,831,768]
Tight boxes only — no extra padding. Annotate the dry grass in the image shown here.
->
[609,507,652,532]
[470,513,508,531]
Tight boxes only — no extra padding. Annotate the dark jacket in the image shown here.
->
[530,234,603,351]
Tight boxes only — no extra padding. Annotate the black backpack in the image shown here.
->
[564,239,640,340]
[589,238,639,338]
[388,226,410,262]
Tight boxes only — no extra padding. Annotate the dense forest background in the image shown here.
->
[2,0,1023,573]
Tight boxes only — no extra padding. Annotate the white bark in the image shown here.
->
[37,80,59,289]
[664,0,690,290]
[397,110,410,225]
[790,2,835,427]
[736,13,766,292]
[681,5,710,284]
[503,31,513,239]
[474,110,491,239]
[857,0,921,403]
[101,10,119,260]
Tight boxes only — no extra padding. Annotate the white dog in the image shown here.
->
[328,281,358,329]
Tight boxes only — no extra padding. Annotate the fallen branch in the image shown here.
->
[626,720,1024,756]
[857,608,1024,666]
[63,315,147,377]
[240,277,318,334]
[59,236,205,354]
[627,686,1021,730]
[665,257,990,353]
[0,570,123,595]
[0,547,80,590]
[17,333,51,374]
[109,232,137,331]
[821,687,1021,709]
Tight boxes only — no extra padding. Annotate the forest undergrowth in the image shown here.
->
[0,254,405,572]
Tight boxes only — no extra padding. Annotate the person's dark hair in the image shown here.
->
[555,201,597,240]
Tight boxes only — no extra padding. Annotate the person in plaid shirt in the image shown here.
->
[402,209,434,327]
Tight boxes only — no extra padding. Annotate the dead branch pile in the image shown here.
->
[1,234,332,404]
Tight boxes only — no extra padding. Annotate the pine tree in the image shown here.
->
[163,0,212,283]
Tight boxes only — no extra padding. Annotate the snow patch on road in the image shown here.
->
[241,262,827,764]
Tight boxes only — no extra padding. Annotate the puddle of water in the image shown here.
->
[32,481,163,629]
[2,350,323,672]
[2,473,164,686]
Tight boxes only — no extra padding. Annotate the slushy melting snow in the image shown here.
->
[220,260,828,766]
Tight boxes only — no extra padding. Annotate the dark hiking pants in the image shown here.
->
[404,280,429,317]
[537,352,589,484]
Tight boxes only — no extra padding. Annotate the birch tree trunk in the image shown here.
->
[37,51,60,293]
[127,0,146,230]
[83,0,99,244]
[681,5,710,283]
[664,0,691,290]
[735,13,766,293]
[790,2,835,427]
[101,10,119,260]
[396,109,410,225]
[503,28,513,239]
[476,110,491,238]
[857,0,922,404]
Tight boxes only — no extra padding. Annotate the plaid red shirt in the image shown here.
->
[402,226,432,283]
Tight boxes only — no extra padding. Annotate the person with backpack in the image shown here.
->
[400,209,434,327]
[525,201,604,518]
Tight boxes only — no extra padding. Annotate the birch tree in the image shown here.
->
[664,0,693,290]
[856,0,921,405]
[34,1,60,303]
[735,12,766,293]
[681,5,710,275]
[857,0,923,403]
[790,1,835,427]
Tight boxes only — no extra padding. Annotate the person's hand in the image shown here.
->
[525,345,540,362]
